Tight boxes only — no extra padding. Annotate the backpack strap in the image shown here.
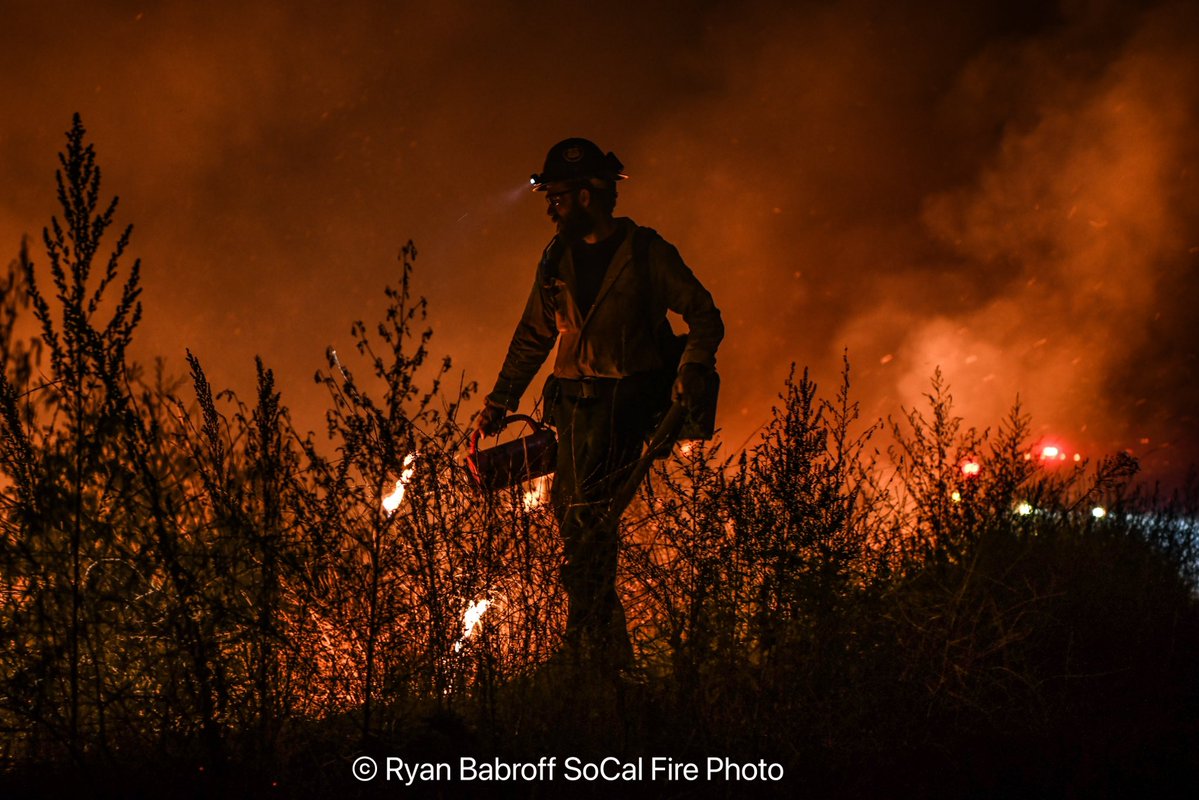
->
[631,226,658,277]
[630,226,688,436]
[632,226,679,348]
[538,235,564,288]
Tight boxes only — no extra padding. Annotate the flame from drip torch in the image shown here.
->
[453,598,491,653]
[382,453,418,515]
[522,476,549,510]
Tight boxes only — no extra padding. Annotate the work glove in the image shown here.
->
[672,363,711,411]
[474,402,508,437]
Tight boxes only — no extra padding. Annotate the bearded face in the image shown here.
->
[546,186,595,244]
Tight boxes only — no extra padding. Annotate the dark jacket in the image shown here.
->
[487,217,724,411]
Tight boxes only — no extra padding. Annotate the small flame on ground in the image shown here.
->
[951,490,962,503]
[1015,501,1033,516]
[453,598,491,653]
[382,453,418,514]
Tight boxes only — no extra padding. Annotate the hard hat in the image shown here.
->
[529,138,627,190]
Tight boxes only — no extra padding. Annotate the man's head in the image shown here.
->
[532,138,625,242]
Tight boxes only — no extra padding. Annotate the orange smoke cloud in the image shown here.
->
[883,2,1199,473]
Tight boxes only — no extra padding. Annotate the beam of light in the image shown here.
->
[382,453,418,515]
[1092,506,1107,519]
[452,598,492,653]
[1041,445,1060,460]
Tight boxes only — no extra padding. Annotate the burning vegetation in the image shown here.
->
[1,119,1197,797]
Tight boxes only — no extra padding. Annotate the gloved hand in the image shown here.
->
[672,363,711,411]
[474,402,508,437]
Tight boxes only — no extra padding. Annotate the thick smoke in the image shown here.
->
[901,1,1199,477]
[1,0,1196,482]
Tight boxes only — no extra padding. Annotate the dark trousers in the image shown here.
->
[551,375,655,667]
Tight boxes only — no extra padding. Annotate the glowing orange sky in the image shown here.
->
[2,0,1197,484]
